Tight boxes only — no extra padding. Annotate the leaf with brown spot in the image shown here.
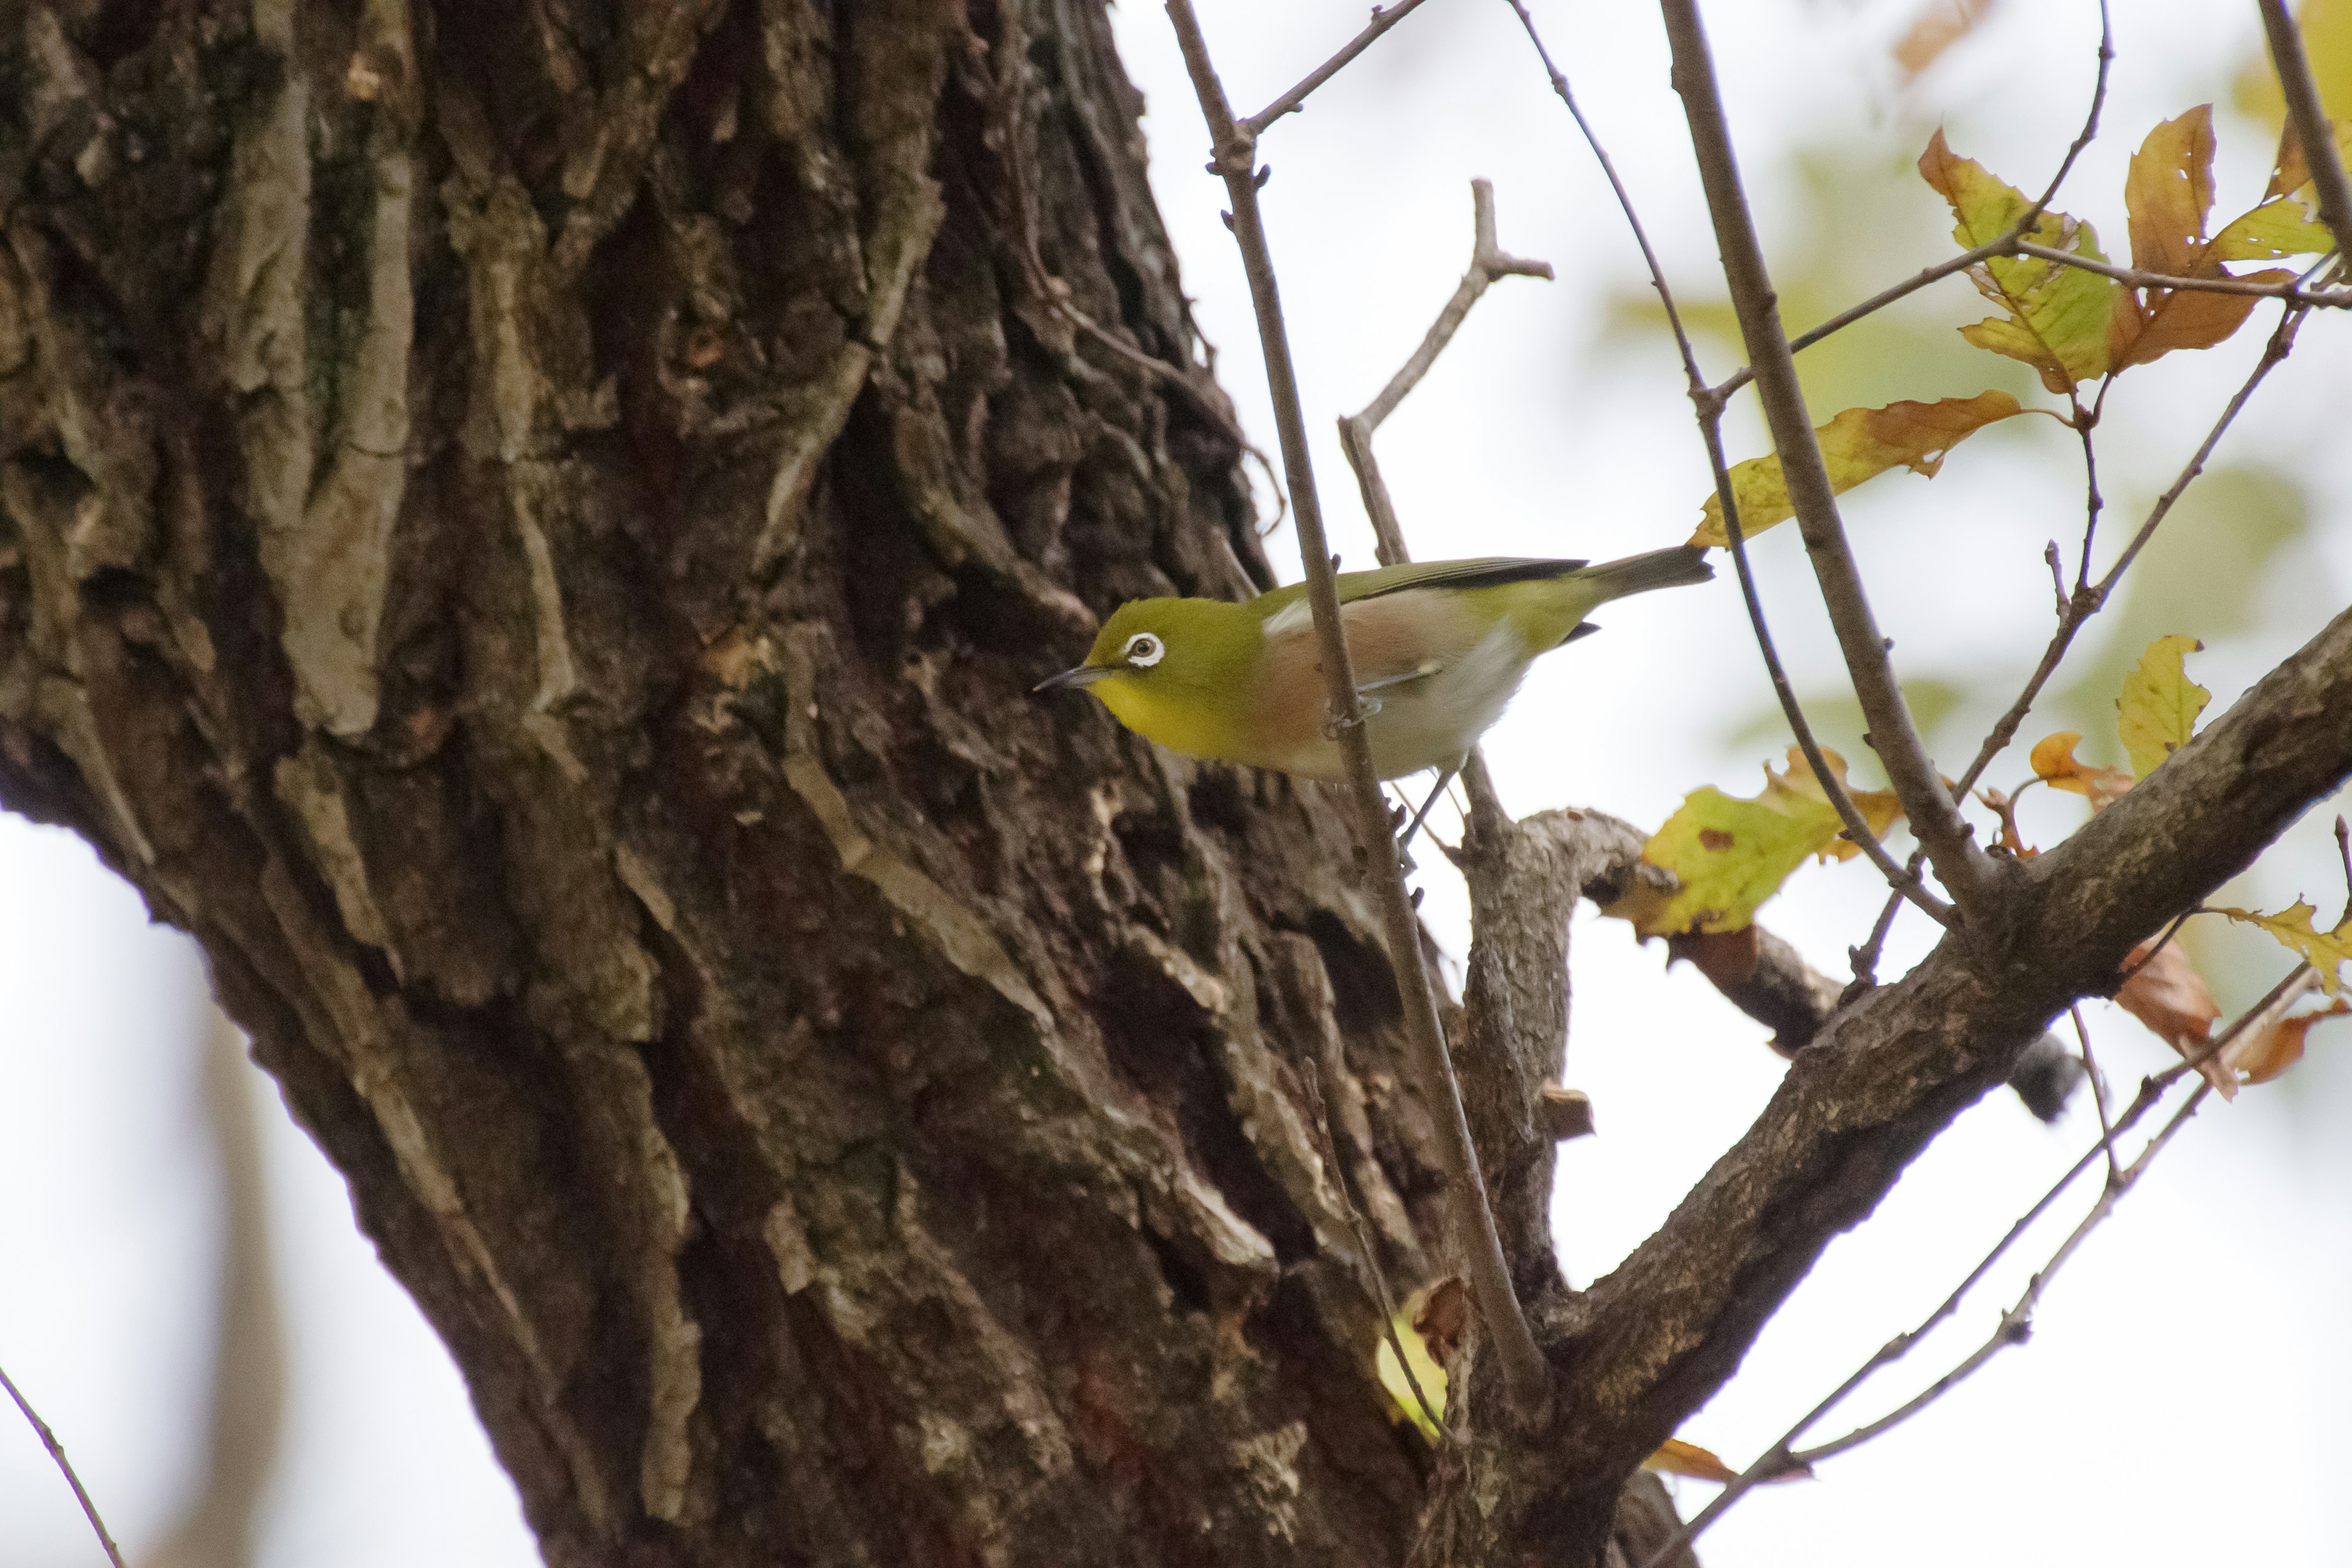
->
[2116,634,2209,778]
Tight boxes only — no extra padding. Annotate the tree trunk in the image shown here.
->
[0,1,1597,1560]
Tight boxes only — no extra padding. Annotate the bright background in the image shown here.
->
[5,1,2348,1563]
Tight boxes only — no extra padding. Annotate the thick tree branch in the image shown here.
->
[1163,0,1551,1421]
[1660,0,2000,928]
[1558,598,2352,1483]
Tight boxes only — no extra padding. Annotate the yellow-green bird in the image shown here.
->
[1036,546,1713,813]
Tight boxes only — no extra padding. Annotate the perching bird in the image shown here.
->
[1036,546,1713,835]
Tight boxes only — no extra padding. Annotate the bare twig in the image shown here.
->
[1300,1059,1449,1445]
[2067,1003,2121,1188]
[0,1360,128,1568]
[1852,297,2315,981]
[1662,0,1999,927]
[2016,240,2352,305]
[1713,0,2113,402]
[1240,0,1440,137]
[1793,1080,2211,1467]
[2260,0,2352,255]
[1339,179,1552,566]
[1163,0,1551,1422]
[1507,0,1951,923]
[1641,1055,2207,1568]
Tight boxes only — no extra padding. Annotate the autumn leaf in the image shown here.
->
[2222,998,2352,1084]
[2264,115,2352,205]
[1766,745,1907,862]
[2116,634,2209,777]
[2109,108,2296,369]
[1920,129,2118,393]
[2215,902,2352,995]
[1691,393,2022,548]
[1893,0,1996,80]
[1614,749,1898,937]
[2116,936,2235,1098]
[1375,1297,1450,1441]
[2029,731,2135,810]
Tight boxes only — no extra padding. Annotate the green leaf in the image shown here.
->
[1919,130,2119,393]
[1691,392,2022,548]
[2217,902,2352,995]
[1614,769,1844,938]
[2115,633,2209,777]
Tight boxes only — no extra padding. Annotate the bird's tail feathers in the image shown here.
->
[1580,545,1714,602]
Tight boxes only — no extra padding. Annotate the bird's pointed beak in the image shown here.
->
[1034,663,1110,695]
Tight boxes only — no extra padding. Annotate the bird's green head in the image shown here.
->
[1035,595,1263,761]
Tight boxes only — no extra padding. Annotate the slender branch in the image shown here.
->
[1,1360,128,1568]
[1506,0,1950,922]
[2067,1003,2122,1188]
[2259,0,2352,255]
[1339,178,1553,567]
[1711,0,2113,402]
[1300,1058,1448,1445]
[1851,297,2314,980]
[2016,239,2352,304]
[1793,1081,2211,1468]
[1661,0,2000,927]
[1162,0,1552,1422]
[1238,0,1440,137]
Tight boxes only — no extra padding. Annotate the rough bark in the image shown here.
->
[0,1,1470,1562]
[9,2,2351,1566]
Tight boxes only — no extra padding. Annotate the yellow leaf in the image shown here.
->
[1691,392,2021,547]
[2210,183,2339,261]
[1621,766,1852,938]
[1920,130,2118,393]
[2222,998,2352,1084]
[2115,634,2209,778]
[2217,902,2352,995]
[2239,0,2352,140]
[1765,745,1907,862]
[2116,937,2235,1098]
[2027,731,2135,810]
[1374,1302,1449,1441]
[2266,116,2352,204]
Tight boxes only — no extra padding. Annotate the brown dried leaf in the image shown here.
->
[2029,731,2136,811]
[2116,938,2234,1098]
[1414,1277,1471,1372]
[2222,999,2352,1085]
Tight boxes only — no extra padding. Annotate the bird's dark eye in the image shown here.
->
[1123,632,1166,668]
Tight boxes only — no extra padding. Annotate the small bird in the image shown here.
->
[1036,546,1712,835]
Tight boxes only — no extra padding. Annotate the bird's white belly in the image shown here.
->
[1360,626,1534,779]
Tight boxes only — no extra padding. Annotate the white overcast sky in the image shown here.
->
[4,2,2347,1564]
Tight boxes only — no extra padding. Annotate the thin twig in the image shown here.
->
[1850,297,2315,982]
[1301,1059,1449,1445]
[1163,0,1553,1422]
[1239,0,1441,137]
[2016,240,2352,305]
[1712,0,2113,402]
[1,1360,129,1568]
[1507,0,1951,923]
[1661,0,2000,927]
[1339,178,1553,567]
[2259,0,2352,255]
[1791,1080,2212,1468]
[2067,1003,2121,1188]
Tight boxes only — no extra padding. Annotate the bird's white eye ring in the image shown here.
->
[1123,632,1166,668]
